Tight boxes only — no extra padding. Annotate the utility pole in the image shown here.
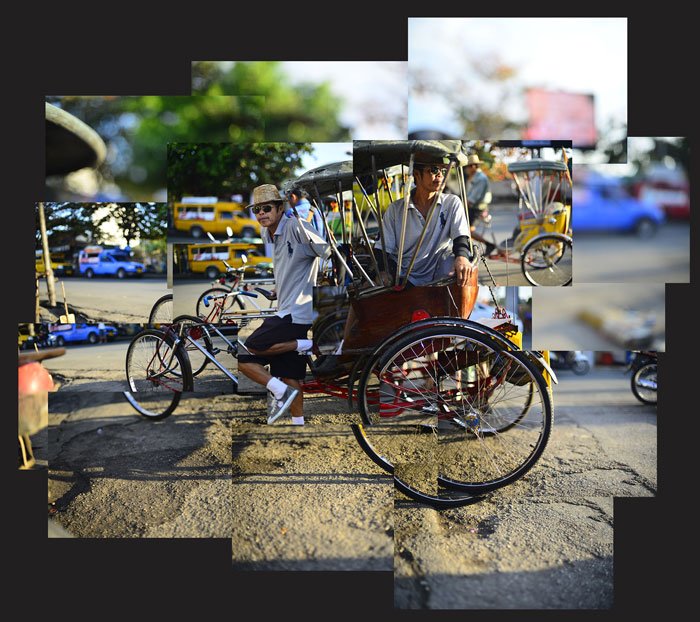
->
[37,202,57,307]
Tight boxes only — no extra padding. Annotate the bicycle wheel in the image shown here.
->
[171,315,214,377]
[356,325,552,505]
[195,288,244,323]
[521,233,572,286]
[631,363,657,404]
[148,294,173,326]
[310,316,347,369]
[124,329,191,419]
[571,359,591,375]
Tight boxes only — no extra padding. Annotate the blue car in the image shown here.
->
[48,323,118,346]
[573,180,665,237]
[78,247,145,278]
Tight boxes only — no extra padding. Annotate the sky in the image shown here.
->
[408,18,627,138]
[268,62,407,139]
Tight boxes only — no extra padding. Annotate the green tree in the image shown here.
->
[192,62,351,142]
[35,202,98,247]
[167,143,314,201]
[46,96,266,198]
[90,203,168,246]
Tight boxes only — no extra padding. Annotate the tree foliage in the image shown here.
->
[90,203,168,246]
[167,143,314,201]
[46,95,266,198]
[192,62,351,142]
[35,202,167,248]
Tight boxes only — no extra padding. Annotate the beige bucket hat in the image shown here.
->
[247,184,285,209]
[466,154,482,165]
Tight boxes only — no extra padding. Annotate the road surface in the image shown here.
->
[38,276,169,323]
[45,366,656,608]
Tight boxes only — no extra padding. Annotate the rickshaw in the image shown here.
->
[473,157,573,286]
[298,140,557,507]
[124,140,557,508]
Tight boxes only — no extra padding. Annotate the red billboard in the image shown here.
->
[524,89,597,150]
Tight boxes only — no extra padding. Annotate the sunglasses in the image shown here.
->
[422,166,448,176]
[251,203,277,214]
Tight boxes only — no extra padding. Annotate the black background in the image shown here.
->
[8,6,694,617]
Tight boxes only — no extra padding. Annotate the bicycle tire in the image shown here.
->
[195,287,245,323]
[521,233,573,286]
[350,425,486,509]
[148,294,173,326]
[571,359,591,375]
[355,325,552,502]
[631,363,657,404]
[124,328,192,419]
[171,315,215,377]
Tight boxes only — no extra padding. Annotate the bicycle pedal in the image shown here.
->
[210,348,222,355]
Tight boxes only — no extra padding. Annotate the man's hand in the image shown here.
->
[450,256,474,287]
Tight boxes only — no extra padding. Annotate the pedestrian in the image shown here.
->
[287,186,326,241]
[97,321,107,344]
[237,184,330,425]
[465,154,496,255]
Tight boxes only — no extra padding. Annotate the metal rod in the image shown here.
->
[310,190,355,281]
[395,155,414,284]
[356,173,389,283]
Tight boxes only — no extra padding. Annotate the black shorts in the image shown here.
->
[238,315,311,380]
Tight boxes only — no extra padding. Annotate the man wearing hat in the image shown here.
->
[465,154,495,255]
[237,184,329,426]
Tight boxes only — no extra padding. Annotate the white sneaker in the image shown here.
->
[267,386,299,424]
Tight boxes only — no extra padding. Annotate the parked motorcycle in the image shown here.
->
[18,347,65,468]
[628,351,657,405]
[549,351,591,375]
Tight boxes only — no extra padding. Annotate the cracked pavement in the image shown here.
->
[45,366,655,608]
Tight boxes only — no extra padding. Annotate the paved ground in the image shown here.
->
[574,222,690,283]
[44,366,656,608]
[38,276,169,323]
[531,283,666,350]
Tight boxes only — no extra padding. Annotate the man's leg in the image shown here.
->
[280,378,303,418]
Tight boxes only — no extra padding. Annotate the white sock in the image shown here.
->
[266,377,288,399]
[296,339,313,353]
[291,416,305,425]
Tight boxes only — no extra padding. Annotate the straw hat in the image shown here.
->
[247,184,285,209]
[466,154,482,166]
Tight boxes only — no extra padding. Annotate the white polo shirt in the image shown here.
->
[374,192,471,285]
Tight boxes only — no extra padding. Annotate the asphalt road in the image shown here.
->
[38,276,169,323]
[531,282,666,350]
[42,339,237,394]
[45,366,656,608]
[574,221,690,283]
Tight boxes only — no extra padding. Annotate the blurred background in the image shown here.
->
[531,283,665,351]
[573,136,689,283]
[46,96,265,202]
[408,18,627,163]
[191,61,407,141]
